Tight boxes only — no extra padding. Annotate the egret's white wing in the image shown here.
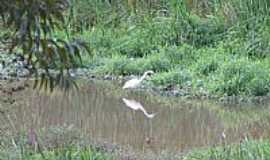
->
[122,78,140,89]
[122,98,142,110]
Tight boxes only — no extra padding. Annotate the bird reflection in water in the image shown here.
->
[122,97,157,151]
[122,98,156,119]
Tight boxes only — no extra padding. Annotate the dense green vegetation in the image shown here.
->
[0,147,111,160]
[0,0,89,91]
[2,140,270,160]
[1,0,270,159]
[1,0,270,96]
[63,0,270,97]
[186,140,270,160]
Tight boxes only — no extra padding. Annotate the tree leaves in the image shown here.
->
[0,0,90,91]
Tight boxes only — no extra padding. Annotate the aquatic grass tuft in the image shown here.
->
[185,140,270,160]
[211,58,270,96]
[150,68,192,87]
[1,147,112,160]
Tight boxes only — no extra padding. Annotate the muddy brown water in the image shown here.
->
[2,80,270,154]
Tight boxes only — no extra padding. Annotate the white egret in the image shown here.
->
[122,70,154,89]
[122,98,156,118]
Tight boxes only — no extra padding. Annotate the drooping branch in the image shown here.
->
[0,0,90,91]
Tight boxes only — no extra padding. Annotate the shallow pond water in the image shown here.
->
[2,80,270,154]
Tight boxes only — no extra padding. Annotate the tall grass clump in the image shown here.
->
[150,68,192,87]
[65,0,270,97]
[165,44,195,65]
[210,58,270,96]
[185,140,270,160]
[97,52,172,75]
[1,147,111,160]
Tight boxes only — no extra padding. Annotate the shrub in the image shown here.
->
[212,58,270,96]
[165,44,195,65]
[194,45,230,74]
[113,31,153,57]
[141,53,172,72]
[97,55,130,75]
[151,68,192,86]
[185,140,270,160]
[247,73,270,96]
[97,52,172,75]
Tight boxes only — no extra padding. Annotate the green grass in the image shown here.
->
[54,0,270,98]
[184,140,270,160]
[2,1,270,159]
[85,39,270,97]
[0,147,111,160]
[2,140,270,160]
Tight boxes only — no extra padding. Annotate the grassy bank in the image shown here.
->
[56,0,270,98]
[0,147,111,160]
[185,140,270,160]
[2,139,270,160]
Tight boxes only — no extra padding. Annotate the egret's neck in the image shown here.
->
[139,72,148,82]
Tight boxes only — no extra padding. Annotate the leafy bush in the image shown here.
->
[151,68,192,86]
[111,19,176,57]
[198,59,219,76]
[165,44,195,65]
[245,22,270,58]
[112,29,154,57]
[180,14,226,47]
[98,55,130,75]
[193,47,226,76]
[0,0,89,90]
[247,72,270,96]
[67,0,270,98]
[97,52,171,75]
[213,58,270,96]
[5,147,111,160]
[185,140,270,160]
[141,53,172,72]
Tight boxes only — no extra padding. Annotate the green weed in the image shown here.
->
[185,140,270,160]
[57,0,270,97]
[0,147,111,160]
[212,58,270,96]
[150,68,192,87]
